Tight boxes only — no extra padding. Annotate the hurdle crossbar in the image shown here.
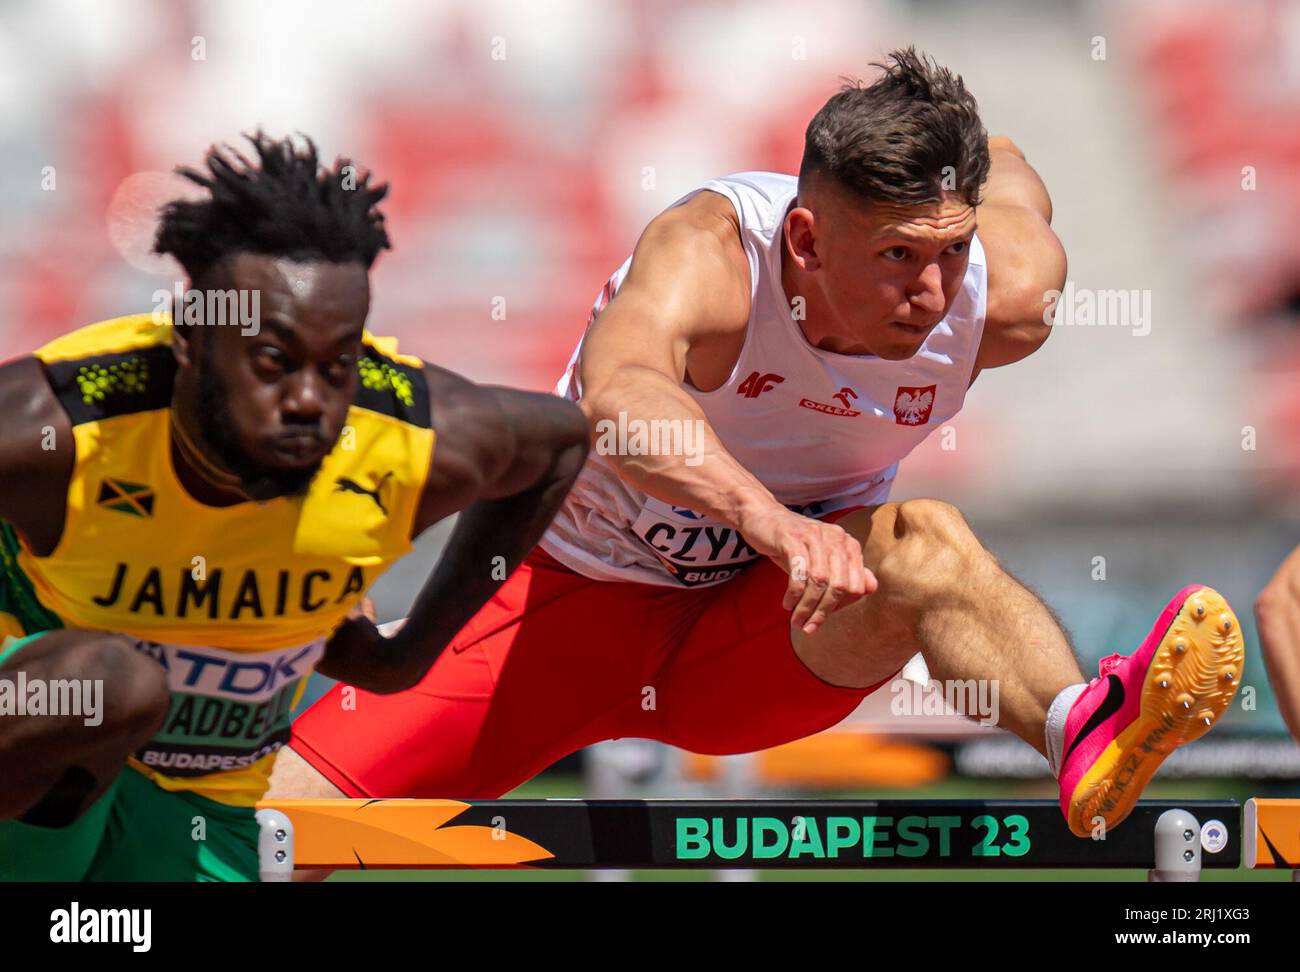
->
[254,798,1239,880]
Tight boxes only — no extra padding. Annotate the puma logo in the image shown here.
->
[334,471,393,516]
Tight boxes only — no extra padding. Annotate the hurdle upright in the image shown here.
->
[1244,798,1300,881]
[255,798,1240,881]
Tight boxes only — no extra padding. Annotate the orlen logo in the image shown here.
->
[833,387,858,410]
[737,371,784,398]
[798,385,861,418]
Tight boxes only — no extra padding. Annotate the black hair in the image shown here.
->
[153,131,391,280]
[800,47,989,208]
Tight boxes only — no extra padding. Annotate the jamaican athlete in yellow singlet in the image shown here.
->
[0,313,434,808]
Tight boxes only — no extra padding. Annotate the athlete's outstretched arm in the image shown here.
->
[1256,545,1300,744]
[577,193,872,634]
[315,372,589,693]
[971,135,1068,378]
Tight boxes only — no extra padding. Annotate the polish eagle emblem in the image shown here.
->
[893,385,937,426]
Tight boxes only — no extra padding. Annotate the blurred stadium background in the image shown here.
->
[2,0,1298,878]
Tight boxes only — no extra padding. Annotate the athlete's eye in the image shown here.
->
[883,246,909,262]
[946,240,970,256]
[253,346,288,377]
[325,355,356,382]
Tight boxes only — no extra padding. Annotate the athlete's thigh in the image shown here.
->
[0,777,116,881]
[651,558,886,756]
[789,500,974,686]
[84,768,259,882]
[290,552,665,798]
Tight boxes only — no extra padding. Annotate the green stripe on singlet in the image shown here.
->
[0,521,65,636]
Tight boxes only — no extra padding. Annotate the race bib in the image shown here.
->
[128,638,325,777]
[630,496,847,588]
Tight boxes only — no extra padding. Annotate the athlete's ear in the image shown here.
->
[170,319,196,370]
[786,207,821,272]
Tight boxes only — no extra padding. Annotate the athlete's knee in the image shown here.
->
[898,499,987,560]
[877,499,986,593]
[896,498,975,543]
[2,632,168,743]
[96,636,170,738]
[81,635,170,741]
[0,634,167,821]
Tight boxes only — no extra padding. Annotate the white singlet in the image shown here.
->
[539,171,987,588]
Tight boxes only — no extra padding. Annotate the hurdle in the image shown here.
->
[1244,798,1300,881]
[254,798,1239,881]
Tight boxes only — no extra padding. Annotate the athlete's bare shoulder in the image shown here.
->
[0,356,74,553]
[410,362,586,537]
[973,137,1067,374]
[576,189,753,400]
[627,189,753,341]
[420,361,508,484]
[653,188,747,259]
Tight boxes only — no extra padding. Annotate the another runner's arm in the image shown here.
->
[0,357,73,555]
[577,194,872,634]
[1256,546,1300,744]
[315,369,589,693]
[971,136,1068,376]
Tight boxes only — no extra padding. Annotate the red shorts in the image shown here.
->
[292,520,892,798]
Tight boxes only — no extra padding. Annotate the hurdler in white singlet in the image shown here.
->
[540,171,988,588]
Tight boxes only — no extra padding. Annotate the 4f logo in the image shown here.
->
[737,371,784,398]
[833,387,858,410]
